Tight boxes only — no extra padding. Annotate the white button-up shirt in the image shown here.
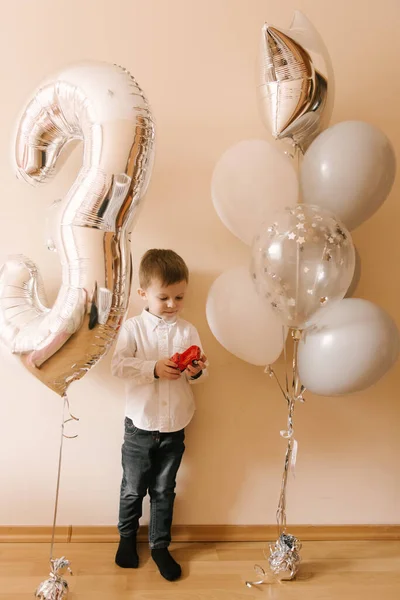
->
[111,309,207,432]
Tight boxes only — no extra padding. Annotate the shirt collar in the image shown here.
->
[142,308,178,331]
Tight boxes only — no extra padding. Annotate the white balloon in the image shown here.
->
[206,266,285,366]
[211,140,298,245]
[298,298,399,395]
[300,121,396,230]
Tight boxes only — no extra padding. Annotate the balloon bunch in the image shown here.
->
[255,12,399,397]
[207,11,400,586]
[0,61,155,597]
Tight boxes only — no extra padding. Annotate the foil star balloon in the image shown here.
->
[257,11,334,153]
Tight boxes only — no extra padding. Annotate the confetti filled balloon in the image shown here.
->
[251,205,355,329]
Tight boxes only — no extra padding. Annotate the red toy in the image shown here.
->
[170,345,201,372]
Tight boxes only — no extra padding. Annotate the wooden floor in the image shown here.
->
[1,540,400,599]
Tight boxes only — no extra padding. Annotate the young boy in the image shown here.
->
[111,249,207,581]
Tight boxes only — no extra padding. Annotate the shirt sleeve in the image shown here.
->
[111,321,157,384]
[186,325,208,385]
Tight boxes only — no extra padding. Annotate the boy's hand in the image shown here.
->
[186,353,207,378]
[155,359,181,380]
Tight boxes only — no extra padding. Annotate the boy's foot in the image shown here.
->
[151,547,181,581]
[115,535,139,568]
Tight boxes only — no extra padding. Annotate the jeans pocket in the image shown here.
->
[124,417,139,436]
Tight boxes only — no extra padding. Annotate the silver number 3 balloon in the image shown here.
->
[0,61,155,395]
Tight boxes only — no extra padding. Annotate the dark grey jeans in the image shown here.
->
[118,417,185,548]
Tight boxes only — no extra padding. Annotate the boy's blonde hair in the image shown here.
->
[139,249,189,289]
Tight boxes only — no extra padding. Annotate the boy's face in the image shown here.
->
[138,279,187,321]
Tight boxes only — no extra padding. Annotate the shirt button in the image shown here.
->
[162,400,167,406]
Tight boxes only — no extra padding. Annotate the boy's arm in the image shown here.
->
[186,326,208,384]
[111,322,157,384]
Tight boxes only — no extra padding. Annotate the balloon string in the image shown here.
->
[49,394,79,561]
[251,331,303,589]
[295,240,300,326]
[292,331,302,399]
[282,326,289,397]
[62,395,79,440]
[276,433,293,535]
[294,143,301,326]
[310,239,328,303]
[265,330,303,537]
[264,365,289,402]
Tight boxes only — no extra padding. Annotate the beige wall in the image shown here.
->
[1,0,399,527]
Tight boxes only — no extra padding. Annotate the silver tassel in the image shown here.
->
[268,533,302,580]
[35,557,72,600]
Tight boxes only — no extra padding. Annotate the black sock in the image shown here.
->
[115,535,139,568]
[151,548,181,581]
